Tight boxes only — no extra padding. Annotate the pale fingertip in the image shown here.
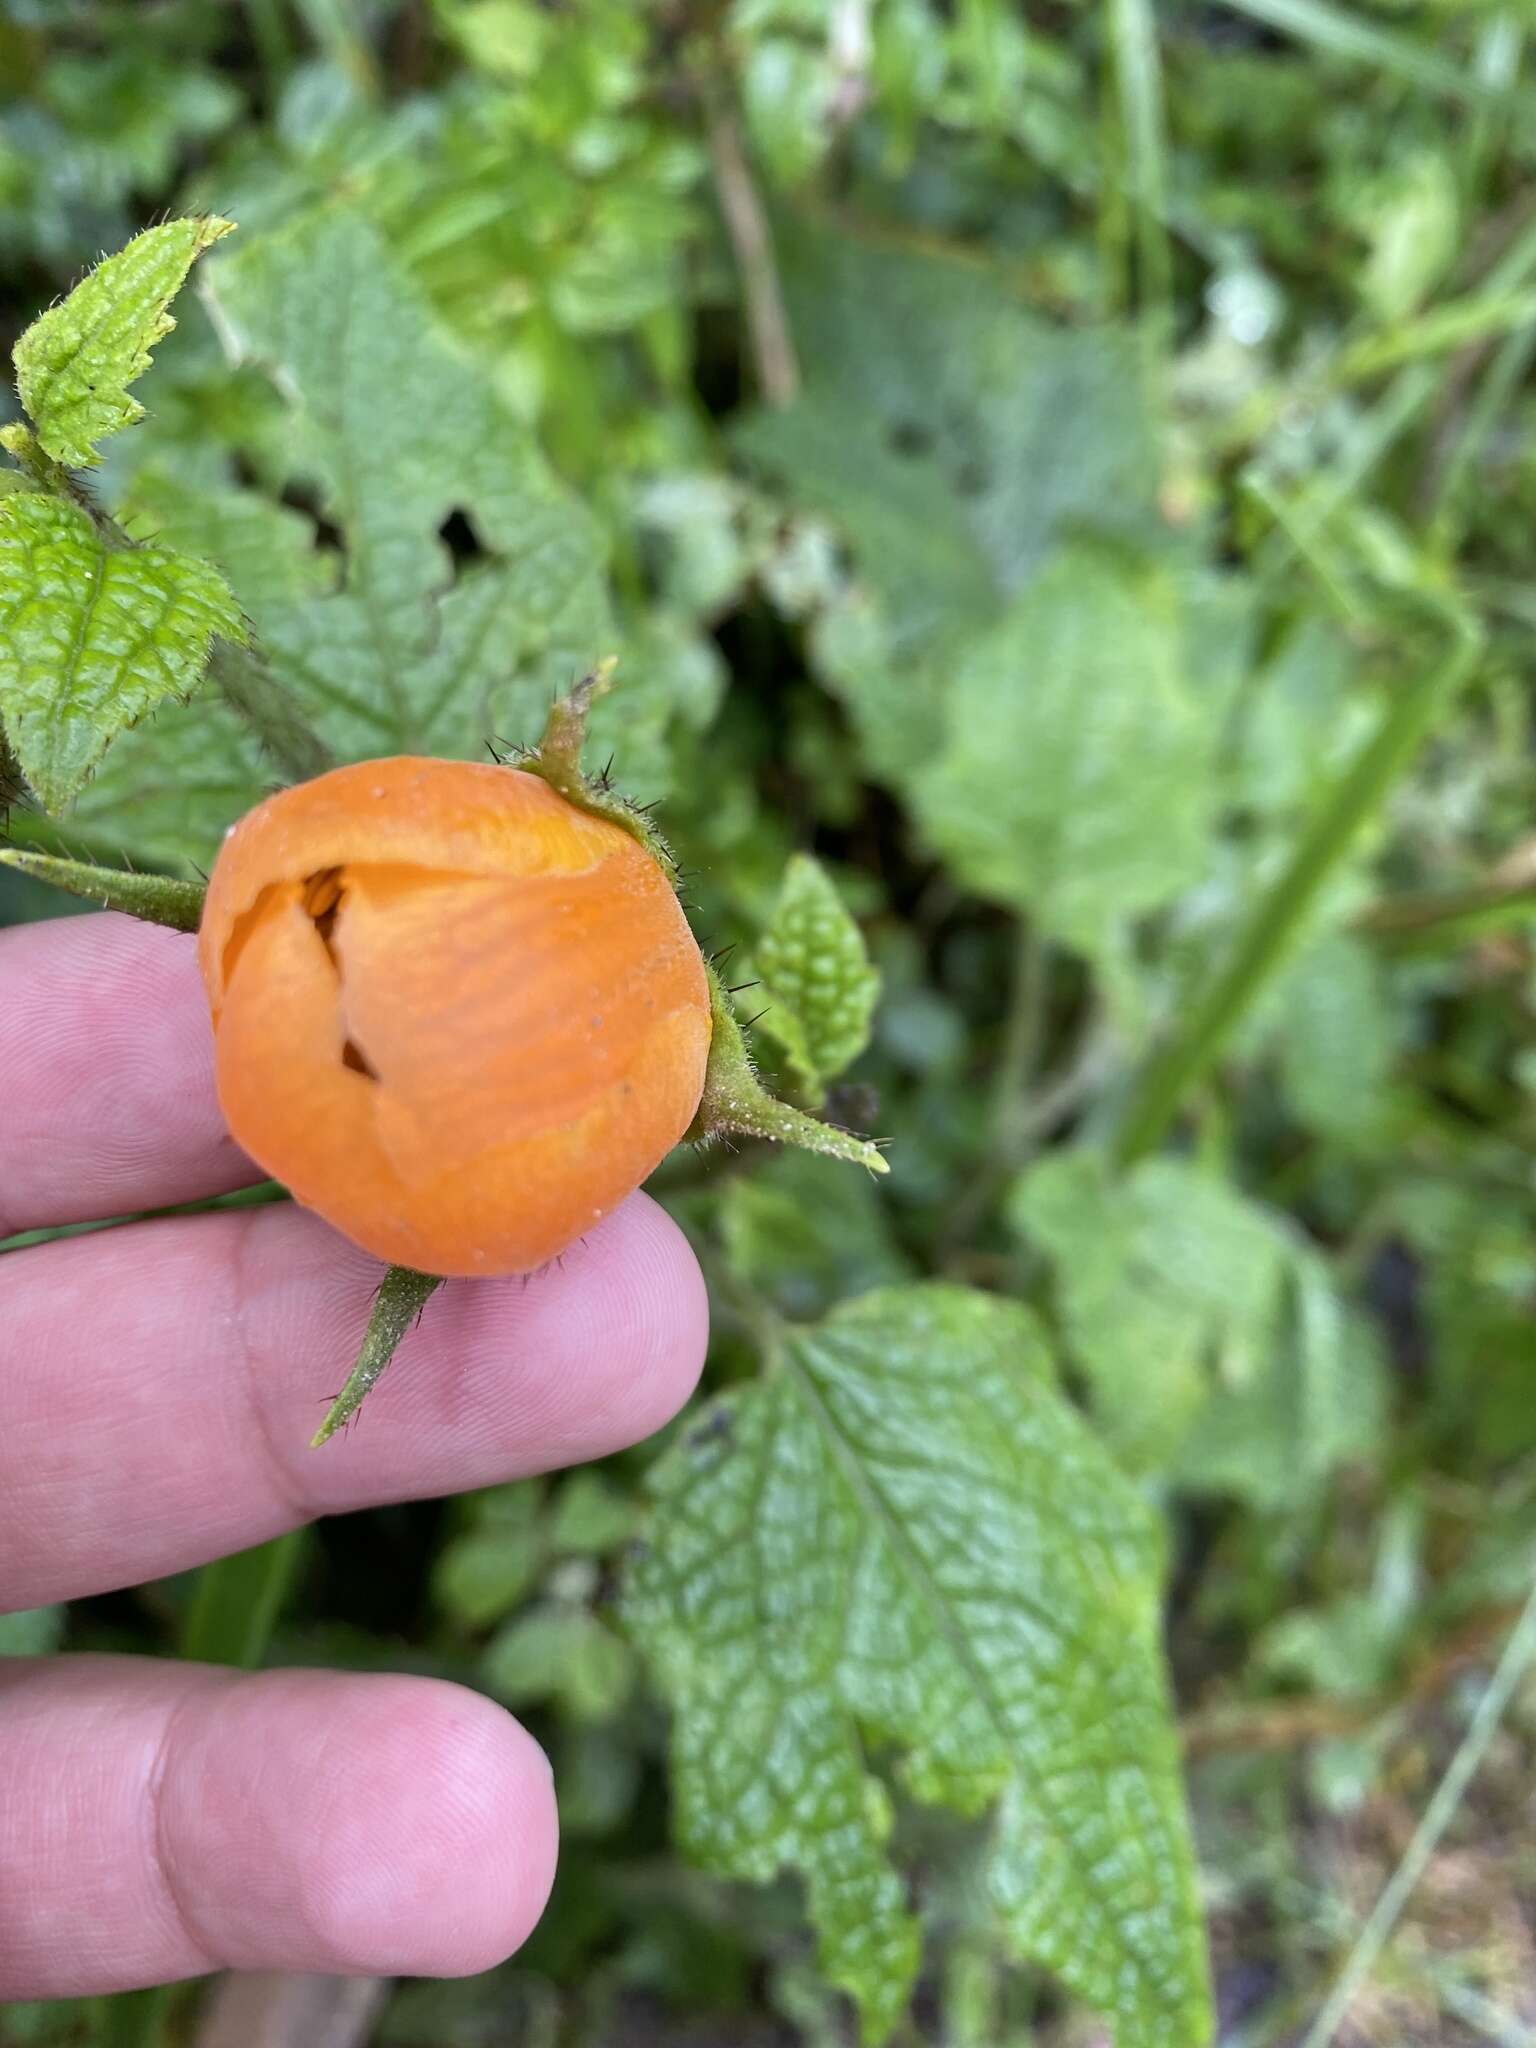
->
[155,1670,558,1980]
[290,1680,559,1976]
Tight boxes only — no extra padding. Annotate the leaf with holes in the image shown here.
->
[14,216,234,470]
[625,1285,1212,2047]
[753,853,879,1097]
[734,226,1170,811]
[203,208,616,766]
[0,491,246,812]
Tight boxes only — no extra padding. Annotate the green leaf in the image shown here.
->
[64,688,270,872]
[1271,932,1398,1147]
[432,1483,545,1631]
[720,1148,910,1318]
[914,547,1219,951]
[626,1285,1210,2047]
[548,1471,639,1556]
[483,1605,635,1722]
[60,477,334,866]
[14,215,234,469]
[1013,1152,1288,1471]
[737,224,1160,657]
[754,853,881,1096]
[204,208,615,764]
[0,490,246,811]
[121,469,334,606]
[1012,1151,1378,1495]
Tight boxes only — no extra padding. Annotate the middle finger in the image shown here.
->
[0,1193,708,1610]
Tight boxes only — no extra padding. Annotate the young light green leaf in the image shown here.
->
[915,547,1219,953]
[754,854,880,1096]
[203,209,615,765]
[0,491,245,811]
[14,215,234,469]
[626,1285,1211,2047]
[483,1606,635,1724]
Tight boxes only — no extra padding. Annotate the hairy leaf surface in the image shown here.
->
[754,853,880,1095]
[0,490,244,810]
[626,1285,1211,2046]
[15,215,233,468]
[207,209,611,763]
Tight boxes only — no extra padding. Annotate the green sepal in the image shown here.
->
[519,660,677,872]
[0,848,204,932]
[311,1265,443,1447]
[689,964,888,1173]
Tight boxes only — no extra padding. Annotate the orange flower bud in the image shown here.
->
[199,757,711,1276]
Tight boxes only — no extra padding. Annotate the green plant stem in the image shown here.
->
[1299,1575,1536,2048]
[210,641,334,783]
[940,923,1048,1251]
[0,849,204,930]
[243,0,294,97]
[1114,611,1484,1167]
[1355,874,1536,949]
[1107,0,1172,361]
[0,1180,287,1256]
[1217,0,1502,100]
[180,1528,308,1667]
[312,1265,443,1446]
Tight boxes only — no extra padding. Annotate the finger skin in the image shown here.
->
[0,1658,557,1998]
[0,915,255,1235]
[0,1191,708,1609]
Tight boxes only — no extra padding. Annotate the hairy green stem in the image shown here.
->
[689,967,888,1174]
[210,641,334,784]
[312,1265,443,1447]
[1114,611,1484,1167]
[0,849,204,931]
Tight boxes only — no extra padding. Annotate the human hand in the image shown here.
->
[0,913,708,1999]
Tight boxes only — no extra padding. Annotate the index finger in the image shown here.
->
[0,914,256,1235]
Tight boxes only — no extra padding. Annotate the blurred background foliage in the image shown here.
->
[4,0,1536,2043]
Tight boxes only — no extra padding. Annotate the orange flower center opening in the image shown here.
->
[297,866,380,1079]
